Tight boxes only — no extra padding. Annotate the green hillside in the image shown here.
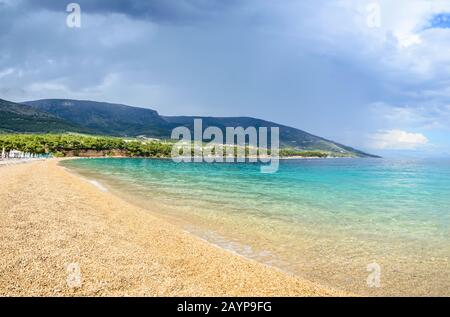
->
[164,116,377,157]
[0,99,88,134]
[10,98,379,157]
[24,99,172,137]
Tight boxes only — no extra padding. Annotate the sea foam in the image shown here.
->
[88,179,108,192]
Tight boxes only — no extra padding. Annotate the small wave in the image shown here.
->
[183,226,282,268]
[88,179,108,192]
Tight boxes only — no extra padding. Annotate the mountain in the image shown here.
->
[0,98,87,133]
[163,116,376,157]
[17,98,377,157]
[24,99,172,137]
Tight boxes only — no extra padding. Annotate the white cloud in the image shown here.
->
[281,0,450,79]
[1,0,450,155]
[28,81,70,94]
[370,102,450,130]
[0,67,14,78]
[369,129,429,150]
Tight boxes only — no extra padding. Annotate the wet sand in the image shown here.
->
[0,159,345,296]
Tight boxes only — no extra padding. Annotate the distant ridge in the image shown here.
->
[0,98,88,134]
[24,99,171,137]
[0,98,380,157]
[163,116,378,158]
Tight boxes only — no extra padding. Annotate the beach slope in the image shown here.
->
[0,160,341,296]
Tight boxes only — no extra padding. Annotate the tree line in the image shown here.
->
[0,134,331,158]
[0,134,172,157]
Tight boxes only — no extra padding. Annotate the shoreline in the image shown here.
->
[0,158,47,167]
[0,159,346,296]
[51,155,370,161]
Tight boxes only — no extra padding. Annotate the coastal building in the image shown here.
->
[9,150,24,158]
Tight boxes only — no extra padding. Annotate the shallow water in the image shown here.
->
[61,158,450,296]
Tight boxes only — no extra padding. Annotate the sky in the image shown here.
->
[0,0,450,157]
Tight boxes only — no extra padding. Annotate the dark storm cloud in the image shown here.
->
[19,0,241,24]
[1,0,450,157]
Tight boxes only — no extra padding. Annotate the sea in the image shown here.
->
[61,157,450,296]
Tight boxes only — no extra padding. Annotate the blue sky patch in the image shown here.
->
[428,13,450,29]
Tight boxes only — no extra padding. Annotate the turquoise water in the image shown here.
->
[61,158,450,296]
